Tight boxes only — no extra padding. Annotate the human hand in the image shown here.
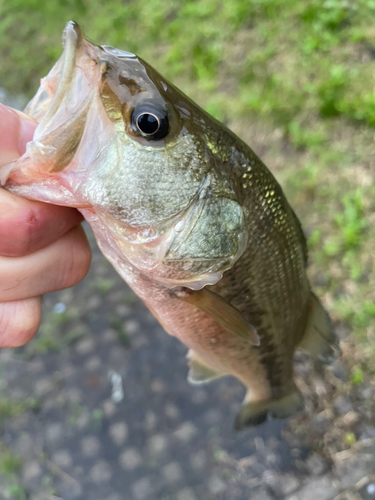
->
[0,104,91,347]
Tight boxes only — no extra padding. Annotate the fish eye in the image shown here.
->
[131,103,169,141]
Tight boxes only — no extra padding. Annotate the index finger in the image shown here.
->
[0,104,84,256]
[0,188,84,257]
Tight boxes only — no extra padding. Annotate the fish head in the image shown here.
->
[2,21,248,289]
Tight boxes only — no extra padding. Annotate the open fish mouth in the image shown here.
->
[20,22,100,176]
[0,21,113,201]
[30,21,84,133]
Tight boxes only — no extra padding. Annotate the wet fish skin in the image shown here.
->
[1,22,338,429]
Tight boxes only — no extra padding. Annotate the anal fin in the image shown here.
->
[187,350,226,385]
[298,292,340,364]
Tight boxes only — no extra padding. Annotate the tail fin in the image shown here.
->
[234,383,303,431]
[298,293,340,364]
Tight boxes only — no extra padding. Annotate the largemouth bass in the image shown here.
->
[1,22,338,429]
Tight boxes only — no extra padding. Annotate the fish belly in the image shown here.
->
[134,275,274,402]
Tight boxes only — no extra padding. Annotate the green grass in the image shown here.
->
[93,277,116,295]
[0,443,26,500]
[344,432,356,446]
[0,447,22,476]
[107,314,131,348]
[351,366,365,385]
[0,397,41,423]
[2,0,375,128]
[1,0,375,364]
[24,307,90,356]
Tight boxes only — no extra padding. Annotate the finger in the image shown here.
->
[0,296,42,347]
[0,104,36,166]
[0,225,91,302]
[0,188,84,257]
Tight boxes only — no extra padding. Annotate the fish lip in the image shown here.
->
[36,21,84,138]
[62,21,84,48]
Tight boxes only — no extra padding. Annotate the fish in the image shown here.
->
[0,21,339,429]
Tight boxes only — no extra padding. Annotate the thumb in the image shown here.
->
[0,104,37,166]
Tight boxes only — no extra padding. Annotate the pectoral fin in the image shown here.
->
[175,288,259,346]
[187,350,226,384]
